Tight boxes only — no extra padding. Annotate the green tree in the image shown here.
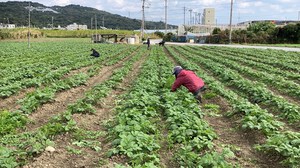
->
[246,22,276,43]
[163,32,175,42]
[275,23,300,43]
[154,31,164,38]
[247,21,276,33]
[212,27,221,35]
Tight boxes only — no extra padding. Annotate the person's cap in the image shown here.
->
[173,66,183,74]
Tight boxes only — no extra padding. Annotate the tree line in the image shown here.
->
[208,22,300,44]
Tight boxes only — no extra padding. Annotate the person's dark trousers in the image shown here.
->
[193,86,206,103]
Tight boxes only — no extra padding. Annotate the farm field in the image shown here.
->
[249,43,300,48]
[0,39,299,168]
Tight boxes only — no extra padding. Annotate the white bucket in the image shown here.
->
[128,38,135,44]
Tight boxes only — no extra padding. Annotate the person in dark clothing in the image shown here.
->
[159,40,165,46]
[147,38,150,50]
[90,48,100,57]
[171,66,206,103]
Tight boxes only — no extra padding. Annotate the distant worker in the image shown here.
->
[147,38,150,50]
[90,48,100,57]
[171,66,206,103]
[159,40,165,46]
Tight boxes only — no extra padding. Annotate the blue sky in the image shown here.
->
[1,0,300,25]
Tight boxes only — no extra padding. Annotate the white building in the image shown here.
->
[66,23,87,30]
[202,8,215,25]
[178,24,247,36]
[0,23,16,29]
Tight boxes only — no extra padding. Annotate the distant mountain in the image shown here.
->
[0,1,176,30]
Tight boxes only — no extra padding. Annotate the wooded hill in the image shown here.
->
[0,1,176,30]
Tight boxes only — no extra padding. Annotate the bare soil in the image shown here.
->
[0,87,35,112]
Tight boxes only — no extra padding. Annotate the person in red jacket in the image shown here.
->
[171,66,206,103]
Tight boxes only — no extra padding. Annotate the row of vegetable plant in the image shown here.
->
[0,43,137,98]
[0,45,141,137]
[107,46,237,167]
[166,46,300,168]
[186,45,300,100]
[213,47,300,72]
[0,44,145,167]
[157,47,237,167]
[107,48,162,167]
[14,45,138,114]
[180,46,300,122]
[196,46,300,83]
[214,46,300,67]
[166,46,283,134]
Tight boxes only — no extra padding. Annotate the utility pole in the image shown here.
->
[91,17,93,29]
[189,9,192,25]
[298,11,300,21]
[94,14,98,41]
[165,0,167,34]
[95,14,97,32]
[51,16,54,29]
[229,0,233,44]
[102,16,104,27]
[183,6,186,25]
[28,1,31,48]
[141,0,145,40]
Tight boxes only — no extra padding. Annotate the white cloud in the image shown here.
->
[278,0,294,2]
[253,1,264,7]
[53,0,71,6]
[107,0,125,8]
[238,2,251,8]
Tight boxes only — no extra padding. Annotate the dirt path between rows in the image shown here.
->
[163,47,284,168]
[202,96,285,168]
[0,63,94,111]
[0,87,36,112]
[0,65,93,112]
[25,52,148,168]
[24,50,137,132]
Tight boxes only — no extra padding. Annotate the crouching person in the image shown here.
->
[171,66,206,103]
[90,48,100,57]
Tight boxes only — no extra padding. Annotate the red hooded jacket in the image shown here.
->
[171,70,204,93]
